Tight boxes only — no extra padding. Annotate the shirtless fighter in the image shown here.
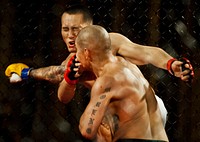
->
[5,4,194,126]
[73,25,169,141]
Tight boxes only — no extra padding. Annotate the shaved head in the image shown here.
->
[76,25,111,53]
[75,25,112,70]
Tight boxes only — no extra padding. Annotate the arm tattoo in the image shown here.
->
[104,87,111,93]
[95,102,101,107]
[85,87,111,134]
[113,114,119,133]
[30,65,65,83]
[89,118,95,125]
[92,109,97,115]
[100,95,106,99]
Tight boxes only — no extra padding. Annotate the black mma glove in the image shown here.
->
[179,57,194,81]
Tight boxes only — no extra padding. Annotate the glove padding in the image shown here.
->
[179,57,194,81]
[5,63,31,80]
[167,57,194,82]
[64,55,80,85]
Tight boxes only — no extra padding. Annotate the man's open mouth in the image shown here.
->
[69,41,75,47]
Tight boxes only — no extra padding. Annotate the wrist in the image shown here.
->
[167,58,177,75]
[21,68,33,80]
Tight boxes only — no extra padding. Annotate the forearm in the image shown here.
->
[117,42,173,70]
[142,46,173,70]
[57,79,76,104]
[79,108,98,140]
[29,65,66,83]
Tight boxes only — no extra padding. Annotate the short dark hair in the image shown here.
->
[64,4,93,24]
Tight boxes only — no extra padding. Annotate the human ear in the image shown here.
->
[84,48,89,60]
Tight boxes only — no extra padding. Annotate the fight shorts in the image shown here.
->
[155,95,168,126]
[116,139,167,142]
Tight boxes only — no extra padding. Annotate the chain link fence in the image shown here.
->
[1,0,200,142]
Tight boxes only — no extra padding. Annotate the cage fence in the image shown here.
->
[0,0,200,142]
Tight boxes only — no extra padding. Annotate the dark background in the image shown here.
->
[1,0,200,141]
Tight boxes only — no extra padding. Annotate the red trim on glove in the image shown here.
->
[181,57,194,78]
[64,69,78,85]
[167,58,177,75]
[64,54,78,85]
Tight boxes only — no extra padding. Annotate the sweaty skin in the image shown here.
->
[80,58,168,141]
[76,25,168,141]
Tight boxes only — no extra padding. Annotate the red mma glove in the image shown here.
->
[64,55,80,85]
[167,57,194,82]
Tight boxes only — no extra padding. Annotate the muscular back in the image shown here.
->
[97,56,168,141]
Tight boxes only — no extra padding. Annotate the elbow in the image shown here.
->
[79,124,96,140]
[57,91,74,104]
[58,95,69,104]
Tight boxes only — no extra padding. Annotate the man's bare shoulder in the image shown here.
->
[61,53,76,65]
[109,32,121,36]
[109,32,131,42]
[109,32,138,57]
[94,75,114,88]
[109,32,125,45]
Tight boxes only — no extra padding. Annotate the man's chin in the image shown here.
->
[68,48,76,53]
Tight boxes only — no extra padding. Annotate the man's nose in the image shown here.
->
[68,29,75,38]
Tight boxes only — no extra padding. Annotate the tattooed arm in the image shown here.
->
[29,53,75,83]
[79,77,113,140]
[29,65,66,83]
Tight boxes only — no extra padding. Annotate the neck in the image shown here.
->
[91,54,116,77]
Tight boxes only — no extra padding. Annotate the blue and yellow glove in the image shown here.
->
[5,63,32,81]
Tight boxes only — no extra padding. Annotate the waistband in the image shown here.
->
[116,139,167,142]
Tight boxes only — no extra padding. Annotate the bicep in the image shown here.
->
[110,33,150,65]
[119,43,150,65]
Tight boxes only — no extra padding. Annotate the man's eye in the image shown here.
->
[73,27,79,31]
[63,28,69,32]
